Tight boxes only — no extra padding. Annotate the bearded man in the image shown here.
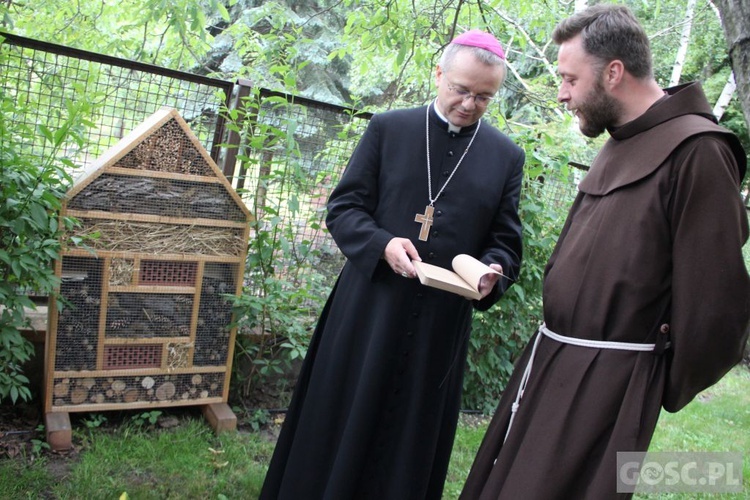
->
[461,4,749,499]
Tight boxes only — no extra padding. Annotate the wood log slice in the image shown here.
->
[155,381,176,401]
[141,376,155,389]
[53,382,70,398]
[123,388,140,403]
[70,386,88,405]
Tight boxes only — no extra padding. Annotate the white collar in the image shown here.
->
[433,98,462,133]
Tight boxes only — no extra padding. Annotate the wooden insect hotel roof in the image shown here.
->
[44,108,251,418]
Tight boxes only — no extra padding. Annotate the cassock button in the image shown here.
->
[447,150,454,157]
[435,210,443,217]
[431,230,438,238]
[442,170,450,177]
[428,252,436,259]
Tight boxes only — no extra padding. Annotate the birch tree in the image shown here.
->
[669,0,697,86]
[713,72,737,119]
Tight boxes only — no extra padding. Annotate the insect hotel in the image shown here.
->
[44,108,251,449]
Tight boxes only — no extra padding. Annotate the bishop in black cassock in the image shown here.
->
[260,31,525,500]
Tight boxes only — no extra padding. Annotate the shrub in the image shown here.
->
[0,90,89,403]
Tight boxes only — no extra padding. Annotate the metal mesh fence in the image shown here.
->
[230,87,373,283]
[0,32,232,172]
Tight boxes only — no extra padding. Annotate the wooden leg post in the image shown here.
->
[45,412,72,451]
[202,403,237,434]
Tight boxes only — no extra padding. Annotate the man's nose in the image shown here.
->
[461,96,478,110]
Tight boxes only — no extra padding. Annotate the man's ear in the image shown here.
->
[435,64,444,87]
[606,60,625,87]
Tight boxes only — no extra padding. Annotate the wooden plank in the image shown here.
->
[96,257,112,371]
[223,261,245,402]
[103,166,223,184]
[52,366,226,378]
[188,261,206,366]
[108,285,195,294]
[48,396,224,414]
[65,209,247,229]
[61,248,245,264]
[44,256,64,413]
[102,337,190,346]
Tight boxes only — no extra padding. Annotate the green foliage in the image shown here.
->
[0,73,90,403]
[462,126,572,412]
[82,413,108,429]
[30,437,51,457]
[245,408,271,432]
[130,410,163,427]
[224,90,339,404]
[2,0,226,68]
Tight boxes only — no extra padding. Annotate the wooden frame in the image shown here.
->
[44,108,252,416]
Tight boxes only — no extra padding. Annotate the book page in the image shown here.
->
[451,254,499,291]
[412,260,481,299]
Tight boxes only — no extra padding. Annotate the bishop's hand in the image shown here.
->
[477,263,504,299]
[384,237,421,278]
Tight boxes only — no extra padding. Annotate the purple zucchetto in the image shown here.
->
[451,30,505,60]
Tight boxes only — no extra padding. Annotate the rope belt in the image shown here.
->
[502,323,665,444]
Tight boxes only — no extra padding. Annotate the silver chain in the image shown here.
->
[425,103,481,205]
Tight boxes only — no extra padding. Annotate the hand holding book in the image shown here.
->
[412,254,511,300]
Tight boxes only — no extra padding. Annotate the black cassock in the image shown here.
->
[260,104,524,499]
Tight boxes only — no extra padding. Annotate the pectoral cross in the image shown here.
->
[414,204,434,242]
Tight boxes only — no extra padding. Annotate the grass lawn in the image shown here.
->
[1,365,747,499]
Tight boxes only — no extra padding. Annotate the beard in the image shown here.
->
[577,78,623,138]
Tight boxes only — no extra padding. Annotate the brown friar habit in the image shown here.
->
[460,82,750,500]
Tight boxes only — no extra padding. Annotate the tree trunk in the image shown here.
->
[712,0,750,131]
[713,72,737,120]
[669,0,697,87]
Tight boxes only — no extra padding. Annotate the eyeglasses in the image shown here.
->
[447,84,495,107]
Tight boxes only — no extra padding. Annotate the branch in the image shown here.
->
[485,6,559,82]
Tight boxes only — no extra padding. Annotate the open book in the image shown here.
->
[412,254,500,300]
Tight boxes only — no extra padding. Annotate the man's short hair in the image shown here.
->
[552,4,653,79]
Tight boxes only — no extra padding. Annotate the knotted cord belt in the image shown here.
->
[503,323,669,444]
